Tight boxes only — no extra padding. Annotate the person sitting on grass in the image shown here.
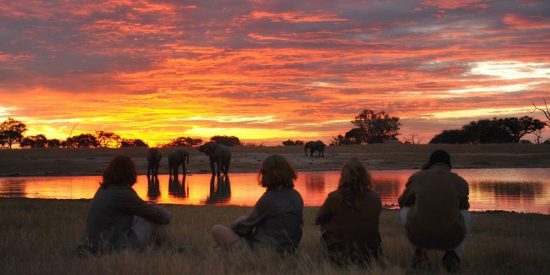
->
[315,157,382,266]
[80,155,173,254]
[211,154,304,253]
[398,150,470,272]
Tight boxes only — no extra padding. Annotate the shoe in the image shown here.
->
[411,248,430,270]
[442,250,461,273]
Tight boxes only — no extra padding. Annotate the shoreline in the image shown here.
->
[1,144,549,177]
[2,197,548,216]
[2,166,550,178]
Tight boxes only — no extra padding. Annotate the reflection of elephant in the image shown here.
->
[168,150,189,178]
[147,176,160,200]
[305,140,326,157]
[147,148,162,178]
[169,174,188,198]
[205,174,231,204]
[198,142,231,176]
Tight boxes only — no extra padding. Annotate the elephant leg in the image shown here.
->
[210,160,216,175]
[215,160,221,176]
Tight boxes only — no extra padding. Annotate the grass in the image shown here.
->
[1,144,549,177]
[1,198,549,274]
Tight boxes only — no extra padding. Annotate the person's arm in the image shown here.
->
[118,188,171,224]
[315,195,333,225]
[398,174,417,207]
[231,193,272,236]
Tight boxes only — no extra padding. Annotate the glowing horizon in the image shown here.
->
[1,0,549,146]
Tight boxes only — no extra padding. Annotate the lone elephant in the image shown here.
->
[305,140,326,157]
[198,142,231,176]
[168,150,190,178]
[146,148,162,178]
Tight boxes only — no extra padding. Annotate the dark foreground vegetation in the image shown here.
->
[0,198,548,274]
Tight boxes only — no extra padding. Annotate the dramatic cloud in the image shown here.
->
[1,0,549,145]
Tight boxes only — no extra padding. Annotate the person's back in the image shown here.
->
[316,158,382,265]
[400,164,468,250]
[317,190,381,250]
[398,150,470,272]
[211,155,304,254]
[81,155,172,253]
[252,187,304,251]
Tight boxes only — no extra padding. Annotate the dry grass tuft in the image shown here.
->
[1,198,549,274]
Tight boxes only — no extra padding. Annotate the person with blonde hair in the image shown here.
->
[211,154,304,253]
[315,157,382,265]
[80,155,173,254]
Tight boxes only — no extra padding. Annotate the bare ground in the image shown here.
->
[0,144,549,177]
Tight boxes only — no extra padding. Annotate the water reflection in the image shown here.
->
[168,174,188,198]
[204,175,231,205]
[0,169,549,214]
[147,176,161,201]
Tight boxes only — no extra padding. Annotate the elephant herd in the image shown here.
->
[146,140,327,178]
[147,142,232,178]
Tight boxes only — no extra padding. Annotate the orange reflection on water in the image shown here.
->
[0,169,549,214]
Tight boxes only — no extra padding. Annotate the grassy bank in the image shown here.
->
[0,198,548,274]
[1,144,549,177]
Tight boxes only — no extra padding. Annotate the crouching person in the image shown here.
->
[398,150,471,272]
[80,155,173,254]
[211,155,304,253]
[315,158,382,266]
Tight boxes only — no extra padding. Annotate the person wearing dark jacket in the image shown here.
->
[211,155,304,253]
[315,158,382,266]
[398,150,470,272]
[80,155,172,253]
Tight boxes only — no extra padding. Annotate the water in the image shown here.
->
[0,168,549,214]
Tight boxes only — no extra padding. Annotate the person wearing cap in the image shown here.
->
[398,150,470,272]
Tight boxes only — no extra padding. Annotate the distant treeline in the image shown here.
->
[0,118,243,149]
[1,106,548,149]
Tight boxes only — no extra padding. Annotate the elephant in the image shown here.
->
[146,148,162,178]
[198,142,231,176]
[168,150,190,178]
[304,140,326,157]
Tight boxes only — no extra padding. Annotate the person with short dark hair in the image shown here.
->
[211,155,304,253]
[80,155,173,254]
[315,158,382,266]
[398,150,470,272]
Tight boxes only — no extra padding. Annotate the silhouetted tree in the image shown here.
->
[351,110,401,143]
[404,134,423,144]
[0,118,27,149]
[430,116,544,144]
[163,136,204,148]
[210,135,241,146]
[95,131,121,148]
[47,139,61,148]
[20,134,48,148]
[533,99,550,124]
[344,128,365,144]
[66,134,99,148]
[462,119,514,143]
[499,116,545,143]
[533,128,544,144]
[430,130,470,144]
[120,139,148,147]
[282,139,305,146]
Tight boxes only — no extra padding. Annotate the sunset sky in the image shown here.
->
[1,0,549,145]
